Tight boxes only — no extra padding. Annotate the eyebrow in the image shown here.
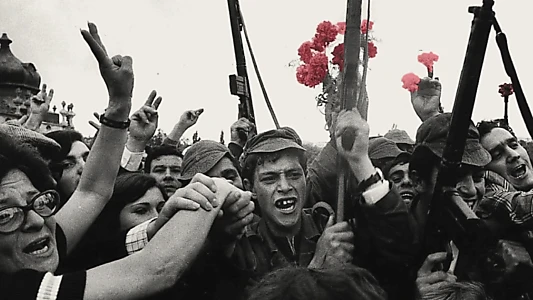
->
[489,137,516,154]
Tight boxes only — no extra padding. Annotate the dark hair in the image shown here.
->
[86,172,168,236]
[242,148,307,184]
[45,130,84,161]
[0,132,55,193]
[420,281,489,300]
[409,145,441,185]
[383,154,411,179]
[476,119,515,140]
[145,145,183,173]
[247,265,387,300]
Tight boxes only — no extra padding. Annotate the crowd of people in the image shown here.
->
[2,22,533,300]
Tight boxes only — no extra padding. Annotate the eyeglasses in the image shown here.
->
[0,190,60,234]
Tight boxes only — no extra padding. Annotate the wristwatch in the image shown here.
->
[357,168,383,194]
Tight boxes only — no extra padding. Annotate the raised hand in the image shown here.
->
[410,77,442,122]
[81,22,133,118]
[230,117,256,147]
[128,90,162,145]
[30,84,54,116]
[178,108,204,130]
[88,112,101,132]
[334,109,369,162]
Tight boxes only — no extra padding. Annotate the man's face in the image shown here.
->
[387,162,417,206]
[58,141,89,199]
[206,157,243,189]
[251,153,305,235]
[0,170,59,273]
[413,165,485,210]
[149,155,183,197]
[481,128,533,191]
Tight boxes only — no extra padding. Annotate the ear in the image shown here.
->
[243,178,254,193]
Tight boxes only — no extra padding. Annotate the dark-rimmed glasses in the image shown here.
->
[0,190,60,234]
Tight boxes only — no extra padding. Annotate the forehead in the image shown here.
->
[0,169,37,205]
[129,187,164,206]
[481,128,514,150]
[151,155,182,167]
[388,162,409,176]
[255,153,302,174]
[68,141,90,157]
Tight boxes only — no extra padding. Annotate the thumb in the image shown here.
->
[418,252,448,276]
[326,215,335,228]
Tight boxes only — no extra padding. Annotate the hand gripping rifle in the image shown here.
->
[227,0,280,143]
[420,1,533,296]
[227,0,257,142]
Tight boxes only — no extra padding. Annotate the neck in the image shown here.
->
[266,216,302,238]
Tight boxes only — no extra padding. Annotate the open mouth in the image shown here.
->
[274,198,297,213]
[400,191,415,202]
[509,164,527,180]
[23,237,51,256]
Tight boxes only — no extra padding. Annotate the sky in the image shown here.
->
[1,0,532,144]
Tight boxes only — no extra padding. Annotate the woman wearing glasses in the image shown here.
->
[0,23,233,300]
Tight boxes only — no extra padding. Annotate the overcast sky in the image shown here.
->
[1,0,531,143]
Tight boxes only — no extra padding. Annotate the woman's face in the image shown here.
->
[118,187,165,231]
[58,141,89,199]
[0,170,59,273]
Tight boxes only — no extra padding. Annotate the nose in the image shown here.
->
[164,168,173,179]
[456,175,476,200]
[77,159,85,175]
[400,173,413,187]
[22,210,46,232]
[277,175,292,193]
[506,147,521,163]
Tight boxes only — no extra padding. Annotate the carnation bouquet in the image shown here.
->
[292,20,378,120]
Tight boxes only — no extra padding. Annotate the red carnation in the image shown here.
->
[311,36,326,52]
[367,42,377,58]
[332,43,344,71]
[361,19,374,34]
[418,52,439,76]
[312,21,338,51]
[401,73,421,92]
[498,83,514,97]
[337,22,346,35]
[296,53,328,88]
[298,41,313,64]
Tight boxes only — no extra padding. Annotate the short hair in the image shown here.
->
[420,281,489,300]
[242,148,307,185]
[0,132,55,193]
[144,145,183,173]
[247,265,387,300]
[383,155,411,179]
[476,119,515,139]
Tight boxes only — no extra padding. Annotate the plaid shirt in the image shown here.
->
[476,189,533,228]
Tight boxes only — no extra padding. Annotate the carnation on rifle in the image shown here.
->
[417,51,439,78]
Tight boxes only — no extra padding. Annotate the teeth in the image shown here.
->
[275,199,296,210]
[29,245,48,255]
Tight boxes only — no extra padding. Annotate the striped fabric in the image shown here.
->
[37,273,62,300]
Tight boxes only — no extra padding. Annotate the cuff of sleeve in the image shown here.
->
[125,217,157,255]
[362,168,390,205]
[121,146,145,172]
